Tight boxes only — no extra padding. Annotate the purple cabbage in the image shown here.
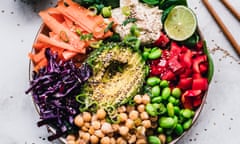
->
[26,48,92,141]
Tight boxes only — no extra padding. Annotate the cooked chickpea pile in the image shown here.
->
[66,94,166,144]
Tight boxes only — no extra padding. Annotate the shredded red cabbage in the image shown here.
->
[26,48,92,141]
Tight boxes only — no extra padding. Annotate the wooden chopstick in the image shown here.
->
[221,0,240,21]
[203,0,240,56]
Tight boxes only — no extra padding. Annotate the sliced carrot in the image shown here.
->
[28,48,46,64]
[37,33,86,53]
[32,42,49,51]
[39,11,85,50]
[62,50,77,60]
[103,30,113,39]
[34,58,48,72]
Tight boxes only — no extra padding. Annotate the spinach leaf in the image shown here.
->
[102,0,119,8]
[161,5,174,24]
[73,0,96,7]
[73,0,119,9]
[159,0,187,10]
[122,18,137,26]
[181,33,199,47]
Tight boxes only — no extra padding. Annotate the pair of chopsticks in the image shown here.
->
[203,0,240,56]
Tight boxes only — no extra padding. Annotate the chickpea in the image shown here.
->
[142,120,151,128]
[128,135,137,144]
[110,137,116,144]
[129,110,139,120]
[134,118,142,127]
[136,138,147,144]
[112,124,119,132]
[117,106,126,113]
[136,126,146,138]
[116,137,127,144]
[125,119,134,129]
[134,95,142,104]
[119,113,128,122]
[126,105,135,113]
[95,130,105,138]
[142,94,150,105]
[82,132,90,143]
[101,136,111,144]
[140,112,149,120]
[67,140,75,144]
[88,126,95,135]
[82,112,92,122]
[97,109,107,120]
[101,122,113,134]
[81,126,89,132]
[90,135,99,144]
[91,114,98,121]
[78,130,85,138]
[151,122,158,129]
[137,104,145,113]
[84,122,90,128]
[74,114,84,127]
[119,126,129,136]
[158,134,166,144]
[100,119,107,125]
[92,120,101,130]
[66,134,76,141]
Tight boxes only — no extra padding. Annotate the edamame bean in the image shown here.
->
[145,65,150,76]
[147,77,161,86]
[161,87,171,100]
[146,104,158,117]
[148,136,161,144]
[159,80,169,88]
[183,119,192,130]
[166,136,172,143]
[148,49,162,60]
[159,117,175,129]
[167,103,174,117]
[152,85,161,97]
[182,109,193,119]
[174,124,184,135]
[174,106,180,116]
[172,88,182,98]
[168,96,176,104]
[157,127,163,133]
[142,51,149,60]
[151,97,162,103]
[101,6,112,18]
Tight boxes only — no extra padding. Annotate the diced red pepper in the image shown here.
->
[180,49,192,68]
[199,62,208,74]
[193,95,202,107]
[183,90,202,97]
[196,40,203,50]
[181,96,193,109]
[178,77,193,90]
[192,73,202,79]
[181,90,202,109]
[154,32,170,47]
[168,57,184,74]
[161,70,175,81]
[193,55,207,73]
[192,78,208,90]
[170,42,181,58]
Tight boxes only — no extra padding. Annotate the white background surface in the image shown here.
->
[0,0,239,144]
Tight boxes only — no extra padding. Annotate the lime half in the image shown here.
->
[164,5,197,41]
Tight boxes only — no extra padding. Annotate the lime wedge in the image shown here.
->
[164,5,197,41]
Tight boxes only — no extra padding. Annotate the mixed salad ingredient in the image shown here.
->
[26,0,214,143]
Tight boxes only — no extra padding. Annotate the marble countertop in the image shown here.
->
[0,0,239,143]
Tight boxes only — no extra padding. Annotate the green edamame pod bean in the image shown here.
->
[144,47,151,52]
[172,87,182,98]
[168,96,176,104]
[174,106,180,116]
[151,47,159,52]
[151,97,162,103]
[166,136,172,143]
[148,136,161,144]
[157,103,167,115]
[147,77,161,86]
[183,119,193,130]
[148,49,162,60]
[159,117,175,129]
[175,99,180,105]
[146,104,158,117]
[173,116,178,128]
[160,80,169,88]
[157,127,164,133]
[161,87,171,100]
[167,103,174,117]
[166,129,173,135]
[152,85,161,97]
[101,6,112,18]
[145,65,150,76]
[142,51,150,60]
[182,109,193,119]
[174,124,184,135]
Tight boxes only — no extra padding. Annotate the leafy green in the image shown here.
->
[203,41,214,83]
[161,5,174,24]
[159,0,187,10]
[181,33,199,47]
[122,18,137,26]
[141,0,159,5]
[72,0,119,8]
